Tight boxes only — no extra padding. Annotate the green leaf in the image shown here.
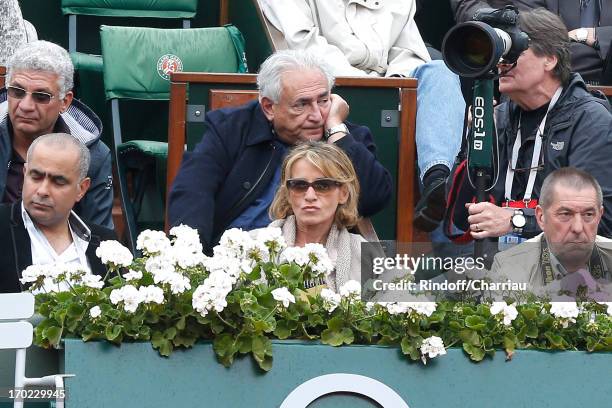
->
[400,336,419,360]
[503,334,517,351]
[43,326,63,347]
[544,332,564,348]
[251,335,273,371]
[164,327,178,340]
[321,327,354,346]
[213,333,236,367]
[465,315,486,331]
[173,333,196,348]
[463,343,485,361]
[105,325,122,342]
[274,320,293,339]
[327,316,344,331]
[458,329,481,346]
[66,303,85,318]
[236,335,253,354]
[521,308,537,321]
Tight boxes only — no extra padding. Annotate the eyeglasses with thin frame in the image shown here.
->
[7,85,56,105]
[286,178,342,194]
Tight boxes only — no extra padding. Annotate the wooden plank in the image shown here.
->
[588,85,612,96]
[0,65,5,88]
[209,89,258,110]
[165,81,188,232]
[220,0,229,25]
[171,72,417,89]
[397,87,418,244]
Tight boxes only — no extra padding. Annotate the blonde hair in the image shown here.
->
[270,141,360,228]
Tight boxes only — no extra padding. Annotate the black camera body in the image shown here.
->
[442,6,529,78]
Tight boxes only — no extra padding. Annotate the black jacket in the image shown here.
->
[454,74,612,238]
[168,100,393,252]
[0,201,117,293]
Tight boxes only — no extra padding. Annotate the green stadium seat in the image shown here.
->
[100,25,248,251]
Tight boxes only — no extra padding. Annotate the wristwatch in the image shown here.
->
[510,209,526,234]
[575,28,588,43]
[324,123,349,140]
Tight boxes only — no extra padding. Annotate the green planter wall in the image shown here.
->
[54,340,612,407]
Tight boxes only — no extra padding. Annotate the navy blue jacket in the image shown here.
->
[168,100,392,252]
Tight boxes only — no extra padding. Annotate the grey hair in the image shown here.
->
[257,49,335,103]
[519,8,571,86]
[7,40,74,98]
[27,133,90,181]
[539,167,603,209]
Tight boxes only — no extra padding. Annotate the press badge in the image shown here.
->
[498,232,527,252]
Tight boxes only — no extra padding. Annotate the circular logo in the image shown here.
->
[157,54,183,80]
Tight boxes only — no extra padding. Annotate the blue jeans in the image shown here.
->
[409,60,465,180]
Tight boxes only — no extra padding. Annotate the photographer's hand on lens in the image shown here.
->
[466,202,514,239]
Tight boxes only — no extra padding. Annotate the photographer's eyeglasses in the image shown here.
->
[286,178,342,194]
[7,85,56,104]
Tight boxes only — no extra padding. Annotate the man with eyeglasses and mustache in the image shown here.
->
[446,9,612,257]
[1,40,113,228]
[489,167,612,300]
[169,50,392,253]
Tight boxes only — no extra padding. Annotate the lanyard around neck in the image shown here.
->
[504,87,563,202]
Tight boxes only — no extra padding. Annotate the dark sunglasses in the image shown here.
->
[286,178,342,194]
[7,85,55,104]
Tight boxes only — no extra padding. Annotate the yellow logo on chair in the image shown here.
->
[157,54,184,80]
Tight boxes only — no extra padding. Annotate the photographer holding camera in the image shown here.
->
[445,8,612,253]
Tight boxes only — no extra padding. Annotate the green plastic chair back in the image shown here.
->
[61,0,198,19]
[101,25,246,100]
[100,25,247,251]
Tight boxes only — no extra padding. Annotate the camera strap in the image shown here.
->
[504,86,562,203]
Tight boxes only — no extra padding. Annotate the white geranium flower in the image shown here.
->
[136,230,171,255]
[280,246,310,266]
[272,287,296,308]
[123,269,143,281]
[81,274,104,289]
[146,254,176,278]
[218,228,256,258]
[489,302,519,326]
[420,336,447,364]
[139,285,165,304]
[109,285,143,313]
[20,264,49,284]
[386,302,411,315]
[96,240,133,267]
[170,224,202,249]
[339,280,361,299]
[407,301,437,317]
[550,302,580,327]
[255,227,286,252]
[167,273,192,295]
[320,288,341,312]
[89,306,102,319]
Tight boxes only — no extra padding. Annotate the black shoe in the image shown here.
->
[413,177,447,232]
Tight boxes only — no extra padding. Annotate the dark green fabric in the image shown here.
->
[224,24,249,73]
[61,0,197,18]
[70,52,103,72]
[100,25,244,100]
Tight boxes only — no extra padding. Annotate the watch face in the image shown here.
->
[512,213,526,228]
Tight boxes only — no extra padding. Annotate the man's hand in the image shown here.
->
[325,94,349,129]
[466,202,513,239]
[568,28,596,47]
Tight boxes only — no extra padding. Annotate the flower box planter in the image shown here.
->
[52,339,611,407]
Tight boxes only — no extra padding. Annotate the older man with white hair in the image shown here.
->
[1,40,113,227]
[169,49,393,253]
